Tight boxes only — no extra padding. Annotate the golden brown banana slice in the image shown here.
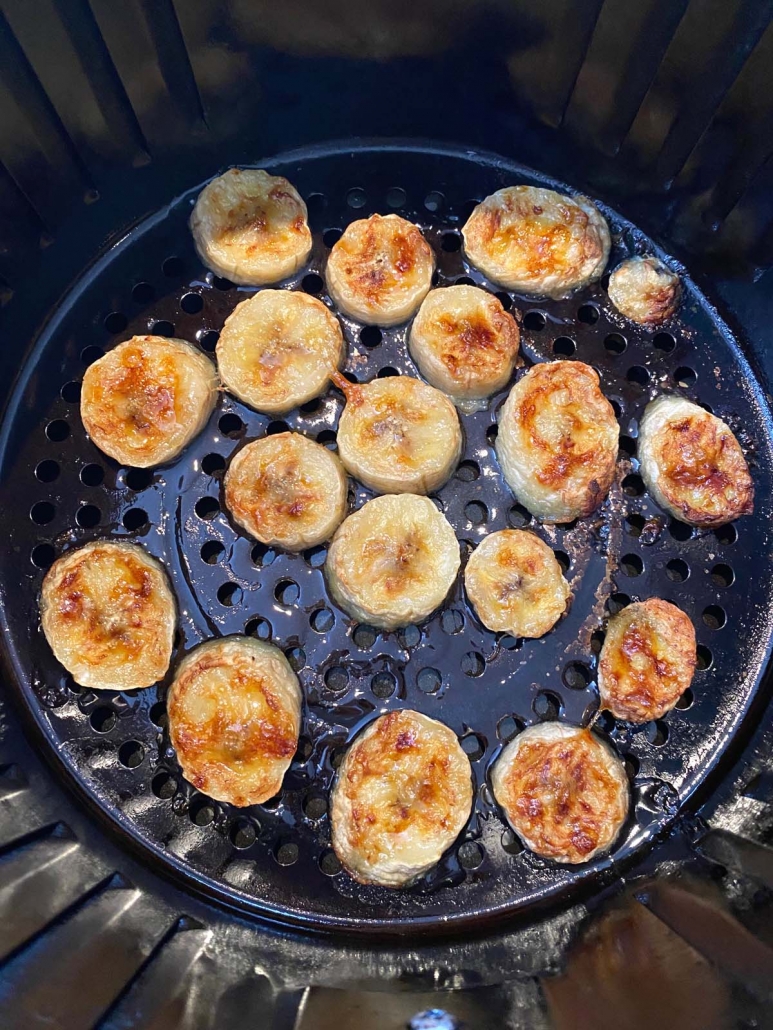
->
[332,371,462,494]
[40,540,176,691]
[190,168,312,285]
[81,336,218,468]
[607,256,681,325]
[638,394,753,527]
[216,289,345,415]
[491,723,629,864]
[224,431,347,550]
[408,285,521,412]
[496,361,619,523]
[331,709,473,887]
[326,214,434,325]
[325,493,460,630]
[598,599,696,723]
[464,530,570,638]
[463,186,610,297]
[167,636,301,807]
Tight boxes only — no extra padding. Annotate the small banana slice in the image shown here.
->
[224,431,347,550]
[607,256,681,325]
[463,186,610,297]
[464,530,570,639]
[326,214,434,325]
[40,540,175,691]
[216,289,345,415]
[491,723,629,864]
[332,371,462,494]
[325,493,460,630]
[496,361,619,523]
[638,395,753,527]
[598,599,696,723]
[81,336,218,468]
[190,168,312,286]
[331,709,473,887]
[408,285,521,412]
[167,636,301,807]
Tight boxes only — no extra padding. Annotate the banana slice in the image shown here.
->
[167,636,301,807]
[326,214,434,325]
[598,599,696,723]
[639,395,753,527]
[408,285,521,413]
[40,540,175,691]
[464,529,570,638]
[81,336,218,468]
[607,256,681,325]
[190,168,312,286]
[325,493,460,630]
[496,361,619,523]
[216,289,345,415]
[331,709,473,887]
[491,723,629,864]
[332,371,462,494]
[224,431,347,550]
[463,186,610,297]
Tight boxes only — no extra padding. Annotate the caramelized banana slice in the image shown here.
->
[190,168,312,285]
[491,723,629,864]
[168,636,301,807]
[224,431,347,550]
[638,395,753,527]
[607,256,681,325]
[216,289,345,415]
[81,336,218,468]
[496,361,619,523]
[325,493,460,630]
[463,186,610,297]
[331,709,473,887]
[326,214,434,325]
[40,540,175,691]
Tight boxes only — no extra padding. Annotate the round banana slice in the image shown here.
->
[326,214,434,325]
[332,371,462,494]
[190,168,312,286]
[325,493,460,630]
[216,289,345,415]
[464,530,570,639]
[607,256,681,325]
[81,336,218,468]
[491,723,629,864]
[598,599,696,723]
[331,709,473,887]
[224,431,347,550]
[40,540,175,691]
[638,395,754,527]
[167,636,301,807]
[496,361,619,523]
[408,285,521,412]
[463,186,610,297]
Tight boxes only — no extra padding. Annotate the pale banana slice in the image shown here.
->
[496,361,619,523]
[190,168,312,286]
[81,336,218,468]
[463,186,610,297]
[607,256,681,325]
[224,431,347,550]
[332,371,462,494]
[331,709,473,887]
[491,723,629,864]
[325,493,460,630]
[40,540,176,691]
[408,285,521,412]
[216,289,345,415]
[464,529,570,638]
[326,214,434,325]
[167,636,301,807]
[638,394,753,527]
